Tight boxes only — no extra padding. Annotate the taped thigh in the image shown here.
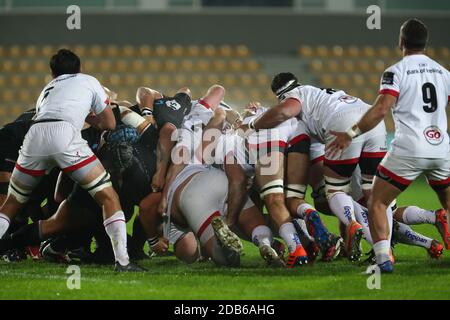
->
[80,171,113,197]
[324,176,351,200]
[260,179,284,198]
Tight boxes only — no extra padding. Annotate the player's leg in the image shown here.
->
[426,163,450,249]
[236,203,284,267]
[173,232,200,264]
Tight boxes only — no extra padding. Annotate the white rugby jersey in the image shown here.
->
[35,73,108,130]
[279,85,360,141]
[379,54,450,158]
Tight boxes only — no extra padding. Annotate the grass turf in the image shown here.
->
[1,178,450,300]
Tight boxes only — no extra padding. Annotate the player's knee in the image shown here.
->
[81,172,113,199]
[8,179,31,204]
[263,192,285,211]
[260,179,284,200]
[324,176,351,200]
[174,233,200,264]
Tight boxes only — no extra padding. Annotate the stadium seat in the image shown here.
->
[331,45,344,57]
[138,45,152,57]
[122,45,136,57]
[186,45,200,57]
[203,45,217,57]
[170,45,185,57]
[235,45,250,57]
[89,45,104,57]
[298,45,314,58]
[219,45,233,57]
[155,45,169,57]
[316,46,330,58]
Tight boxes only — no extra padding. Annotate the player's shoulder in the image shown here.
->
[76,73,102,86]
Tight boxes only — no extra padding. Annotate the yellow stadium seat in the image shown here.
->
[186,45,200,57]
[368,74,380,87]
[212,59,227,72]
[203,45,217,57]
[170,45,184,57]
[239,74,253,87]
[83,59,96,73]
[427,47,436,59]
[229,59,243,72]
[89,45,103,57]
[189,74,203,86]
[0,75,5,86]
[235,45,250,58]
[179,59,194,72]
[41,45,54,57]
[18,90,31,103]
[316,46,330,58]
[11,106,24,117]
[249,88,261,101]
[336,74,350,88]
[298,45,314,58]
[99,60,113,73]
[438,47,450,59]
[131,59,145,72]
[230,88,246,101]
[108,74,121,87]
[374,59,386,73]
[9,45,21,57]
[331,46,344,58]
[320,74,334,88]
[206,73,220,85]
[124,74,137,87]
[356,60,371,73]
[158,74,171,87]
[147,60,161,72]
[25,45,38,58]
[106,45,119,57]
[219,45,233,58]
[310,59,324,73]
[122,45,136,58]
[154,45,168,57]
[140,74,155,86]
[352,74,365,87]
[1,60,15,72]
[138,45,152,57]
[18,60,30,72]
[115,59,129,72]
[327,60,340,73]
[34,60,48,73]
[195,59,210,72]
[346,46,360,58]
[164,59,178,72]
[378,46,392,59]
[342,59,356,73]
[245,59,259,72]
[174,74,188,87]
[256,73,269,86]
[2,89,15,103]
[73,45,86,57]
[362,46,376,58]
[10,75,23,87]
[223,74,237,87]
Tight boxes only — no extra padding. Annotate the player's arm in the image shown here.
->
[224,158,248,227]
[246,98,301,131]
[85,107,116,131]
[200,85,225,109]
[119,106,152,135]
[327,94,397,156]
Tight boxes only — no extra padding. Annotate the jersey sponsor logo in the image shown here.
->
[338,95,358,104]
[166,100,181,111]
[423,126,444,146]
[381,72,395,85]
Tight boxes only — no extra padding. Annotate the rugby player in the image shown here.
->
[328,19,450,272]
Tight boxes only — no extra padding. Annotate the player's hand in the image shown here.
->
[326,131,352,159]
[157,196,168,215]
[151,237,169,255]
[151,173,165,193]
[245,101,261,113]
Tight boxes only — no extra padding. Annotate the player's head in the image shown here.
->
[50,49,81,78]
[399,18,428,52]
[271,72,300,99]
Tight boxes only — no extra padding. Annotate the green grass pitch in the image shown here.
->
[1,178,450,300]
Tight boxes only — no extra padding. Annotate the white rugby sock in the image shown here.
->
[402,206,436,225]
[0,213,10,238]
[251,225,272,247]
[352,201,372,245]
[328,192,356,226]
[279,222,302,253]
[373,240,391,265]
[296,203,315,219]
[103,211,129,266]
[395,222,432,249]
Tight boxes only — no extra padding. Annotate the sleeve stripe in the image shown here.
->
[379,89,400,98]
[448,96,450,103]
[285,97,302,104]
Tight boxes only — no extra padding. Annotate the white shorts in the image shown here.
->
[168,222,189,245]
[324,103,387,177]
[13,121,99,187]
[377,152,450,191]
[310,139,325,165]
[286,120,311,154]
[178,166,253,245]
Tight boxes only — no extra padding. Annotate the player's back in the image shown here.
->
[380,54,450,158]
[35,73,107,131]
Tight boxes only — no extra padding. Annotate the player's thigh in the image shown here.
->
[370,176,402,209]
[237,202,266,238]
[425,158,450,208]
[173,231,199,264]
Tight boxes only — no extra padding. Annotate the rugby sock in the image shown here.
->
[296,203,315,219]
[293,218,314,245]
[9,221,42,248]
[103,211,129,266]
[402,206,436,225]
[373,240,391,265]
[394,222,432,249]
[328,192,355,226]
[352,201,372,245]
[251,225,272,247]
[279,222,302,253]
[0,213,10,238]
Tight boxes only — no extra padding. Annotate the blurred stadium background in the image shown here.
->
[0,0,449,130]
